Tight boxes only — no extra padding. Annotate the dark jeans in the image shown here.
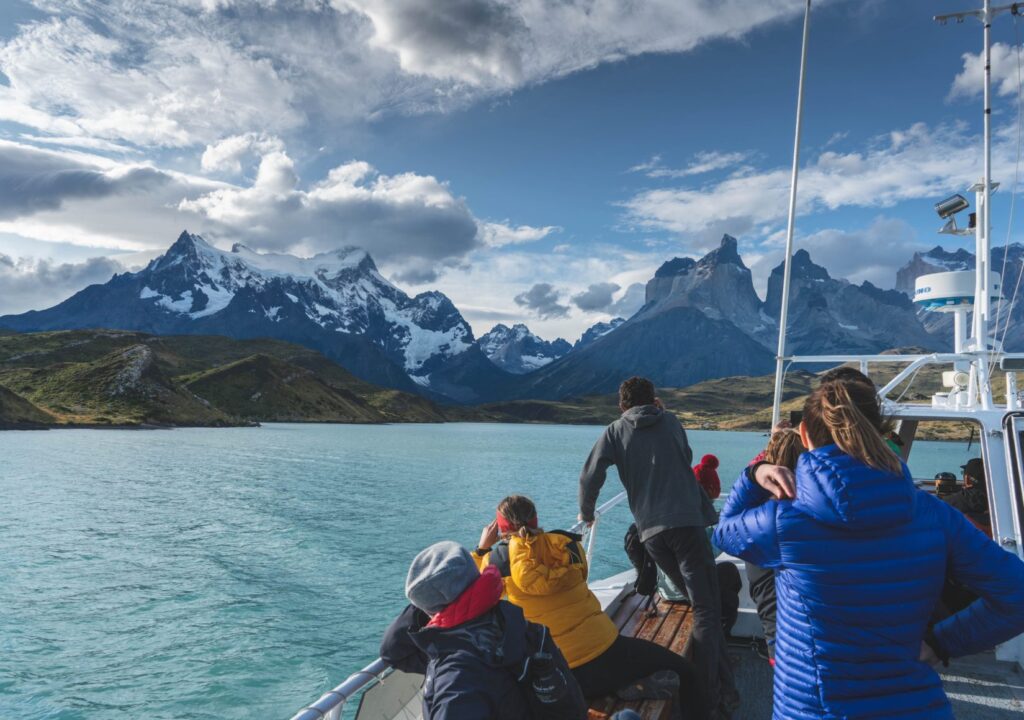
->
[644,526,736,711]
[572,635,710,720]
[745,562,777,659]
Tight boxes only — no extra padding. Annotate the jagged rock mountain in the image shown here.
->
[895,246,975,296]
[636,235,775,345]
[0,231,514,403]
[574,318,625,349]
[763,250,936,355]
[478,323,571,374]
[515,306,776,399]
[517,236,936,400]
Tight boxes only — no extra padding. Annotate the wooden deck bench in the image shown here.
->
[587,592,694,720]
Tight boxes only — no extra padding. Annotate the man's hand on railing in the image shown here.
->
[577,513,595,528]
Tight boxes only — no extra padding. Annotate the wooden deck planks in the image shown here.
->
[587,594,694,720]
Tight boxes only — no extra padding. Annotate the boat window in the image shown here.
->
[898,419,983,487]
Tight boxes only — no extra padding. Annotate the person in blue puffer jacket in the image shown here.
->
[714,379,1024,720]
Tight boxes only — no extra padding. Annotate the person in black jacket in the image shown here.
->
[944,458,991,536]
[380,541,587,720]
[579,376,734,718]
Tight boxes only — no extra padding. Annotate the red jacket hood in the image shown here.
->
[427,565,504,629]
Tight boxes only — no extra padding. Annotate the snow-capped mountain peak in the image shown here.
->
[574,318,625,349]
[479,323,570,374]
[117,230,476,383]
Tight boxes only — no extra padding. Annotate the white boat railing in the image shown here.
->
[287,490,630,720]
[784,352,1024,409]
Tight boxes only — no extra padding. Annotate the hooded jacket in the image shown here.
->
[474,531,618,668]
[714,445,1024,720]
[380,599,583,720]
[580,405,717,542]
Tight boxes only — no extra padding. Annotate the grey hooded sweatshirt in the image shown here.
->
[579,404,717,542]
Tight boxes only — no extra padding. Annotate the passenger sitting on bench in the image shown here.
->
[474,495,710,718]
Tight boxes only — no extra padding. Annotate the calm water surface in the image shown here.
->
[0,423,980,719]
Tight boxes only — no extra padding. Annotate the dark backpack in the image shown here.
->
[624,523,658,599]
[518,621,587,720]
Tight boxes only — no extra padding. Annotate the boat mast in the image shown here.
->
[936,1,1022,409]
[981,0,995,352]
[771,0,812,427]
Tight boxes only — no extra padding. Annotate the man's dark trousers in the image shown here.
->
[644,526,735,712]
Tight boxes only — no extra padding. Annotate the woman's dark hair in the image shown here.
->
[803,380,901,474]
[497,495,541,537]
[619,376,656,409]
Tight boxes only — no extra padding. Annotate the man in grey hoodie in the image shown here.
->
[579,376,736,718]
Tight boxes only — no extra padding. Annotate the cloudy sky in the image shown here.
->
[0,0,1019,342]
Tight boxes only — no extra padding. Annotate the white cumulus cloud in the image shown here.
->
[623,122,996,248]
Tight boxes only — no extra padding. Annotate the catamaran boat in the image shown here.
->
[288,3,1024,718]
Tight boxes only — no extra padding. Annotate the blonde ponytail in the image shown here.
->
[803,381,902,475]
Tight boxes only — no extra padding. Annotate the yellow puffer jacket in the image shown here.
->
[473,531,618,668]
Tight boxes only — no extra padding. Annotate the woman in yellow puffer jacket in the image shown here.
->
[473,495,708,717]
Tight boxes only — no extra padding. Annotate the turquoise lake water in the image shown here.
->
[0,423,981,719]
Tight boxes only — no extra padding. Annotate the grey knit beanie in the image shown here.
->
[405,541,480,615]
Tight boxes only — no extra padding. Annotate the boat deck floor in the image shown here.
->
[588,592,693,720]
[588,591,1024,720]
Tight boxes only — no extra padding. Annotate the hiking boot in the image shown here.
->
[615,670,680,701]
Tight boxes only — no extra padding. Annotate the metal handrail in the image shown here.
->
[572,490,628,560]
[289,658,389,720]
[286,491,630,720]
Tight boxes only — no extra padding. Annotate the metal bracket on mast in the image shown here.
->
[935,3,1021,24]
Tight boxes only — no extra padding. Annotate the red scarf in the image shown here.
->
[427,565,504,629]
[496,510,538,535]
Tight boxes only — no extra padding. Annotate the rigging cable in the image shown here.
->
[893,365,924,406]
[995,12,1024,361]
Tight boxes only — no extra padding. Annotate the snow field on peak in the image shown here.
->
[377,295,471,372]
[140,234,474,382]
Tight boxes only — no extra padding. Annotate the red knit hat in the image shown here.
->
[693,454,721,500]
[698,454,719,469]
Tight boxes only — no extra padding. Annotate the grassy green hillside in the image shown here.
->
[451,371,818,429]
[182,354,385,422]
[0,330,445,427]
[456,364,974,441]
[0,343,233,426]
[0,383,53,428]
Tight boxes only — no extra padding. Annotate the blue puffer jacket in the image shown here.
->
[714,445,1024,720]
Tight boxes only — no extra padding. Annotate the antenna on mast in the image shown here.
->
[935,1,1021,409]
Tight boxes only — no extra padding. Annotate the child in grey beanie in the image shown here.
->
[405,541,480,615]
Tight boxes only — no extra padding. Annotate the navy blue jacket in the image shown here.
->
[380,600,583,720]
[714,445,1024,720]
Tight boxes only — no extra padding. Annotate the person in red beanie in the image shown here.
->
[693,454,721,500]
